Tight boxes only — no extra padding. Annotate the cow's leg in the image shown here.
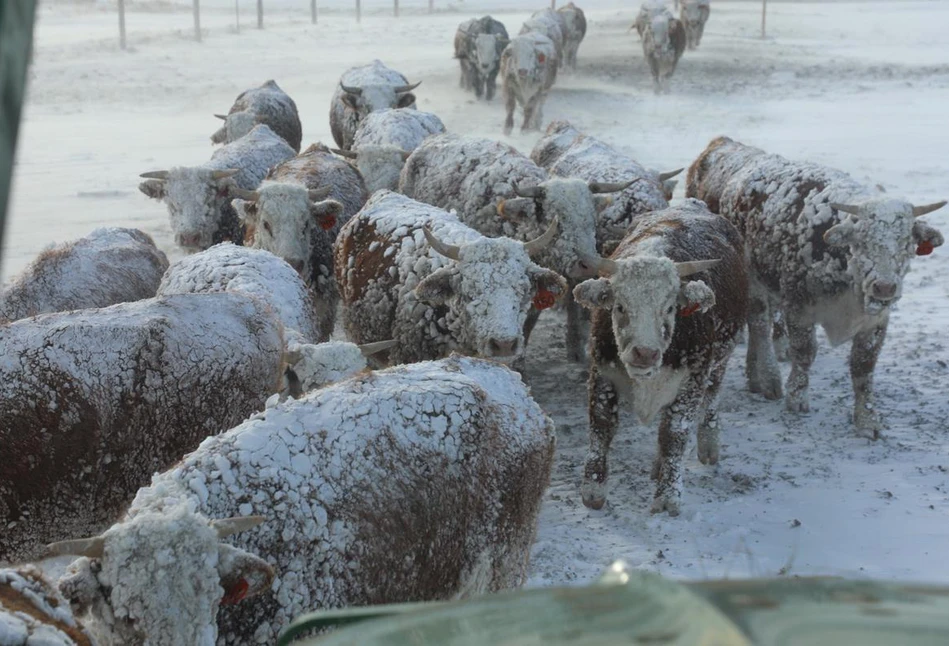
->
[503,91,516,135]
[648,56,661,94]
[746,286,782,399]
[652,373,705,516]
[582,366,619,510]
[697,354,730,466]
[772,308,789,361]
[473,74,484,99]
[564,290,588,363]
[850,316,888,438]
[784,308,817,413]
[486,72,497,101]
[521,97,535,132]
[458,61,466,88]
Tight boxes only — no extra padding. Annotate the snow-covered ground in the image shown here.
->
[7,0,949,602]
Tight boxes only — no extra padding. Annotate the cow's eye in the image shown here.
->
[263,221,273,235]
[666,305,675,315]
[615,303,625,314]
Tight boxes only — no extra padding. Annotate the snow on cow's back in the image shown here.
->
[352,109,446,152]
[355,189,484,247]
[208,124,297,189]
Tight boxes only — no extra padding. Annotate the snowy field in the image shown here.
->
[7,0,949,597]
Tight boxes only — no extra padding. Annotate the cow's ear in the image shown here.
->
[823,220,855,247]
[415,267,455,306]
[341,94,359,111]
[217,544,274,605]
[396,93,417,109]
[139,179,166,200]
[593,195,613,213]
[58,557,105,615]
[233,199,258,227]
[913,220,944,254]
[677,279,715,314]
[573,278,613,310]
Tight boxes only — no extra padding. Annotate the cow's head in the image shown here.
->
[492,177,641,282]
[283,339,394,396]
[474,34,504,78]
[507,36,552,85]
[652,167,683,201]
[823,198,946,314]
[52,506,272,645]
[339,81,420,120]
[139,168,245,252]
[232,182,341,279]
[415,223,566,362]
[682,1,703,26]
[573,254,719,377]
[331,146,411,194]
[209,110,258,146]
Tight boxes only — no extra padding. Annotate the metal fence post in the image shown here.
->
[761,0,767,38]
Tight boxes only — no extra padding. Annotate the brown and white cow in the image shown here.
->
[688,136,945,437]
[573,199,747,515]
[556,2,587,70]
[680,0,710,50]
[499,32,558,135]
[210,80,302,152]
[638,2,687,94]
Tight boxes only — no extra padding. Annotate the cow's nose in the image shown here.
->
[287,259,306,275]
[175,232,202,249]
[571,259,598,278]
[871,281,898,301]
[488,338,519,357]
[631,347,661,367]
[518,69,529,77]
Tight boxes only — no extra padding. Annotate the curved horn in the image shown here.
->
[658,167,684,182]
[523,217,559,256]
[588,178,640,194]
[139,170,170,180]
[830,203,861,216]
[211,169,241,181]
[676,259,721,278]
[394,81,422,93]
[229,187,259,201]
[308,187,333,201]
[913,200,947,217]
[578,251,619,276]
[214,113,228,120]
[423,226,461,261]
[358,339,398,356]
[211,515,267,539]
[339,82,362,95]
[513,182,544,199]
[45,536,105,559]
[331,147,358,160]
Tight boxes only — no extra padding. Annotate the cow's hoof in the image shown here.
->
[650,457,661,481]
[785,393,810,413]
[650,494,680,516]
[854,407,884,440]
[749,374,783,400]
[773,337,790,362]
[697,439,719,465]
[581,480,607,510]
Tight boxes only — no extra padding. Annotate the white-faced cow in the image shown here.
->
[687,136,945,437]
[680,0,710,50]
[329,60,421,151]
[49,356,555,645]
[556,2,587,70]
[454,16,510,101]
[573,199,748,515]
[499,32,558,135]
[138,124,296,251]
[638,2,686,94]
[520,9,567,69]
[210,80,302,152]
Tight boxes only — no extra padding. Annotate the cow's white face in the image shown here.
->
[474,34,501,77]
[159,167,230,251]
[224,110,257,143]
[342,85,416,121]
[352,145,408,193]
[647,15,671,48]
[508,37,551,86]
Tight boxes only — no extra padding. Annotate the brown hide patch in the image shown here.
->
[335,220,396,303]
[0,571,92,645]
[624,219,685,247]
[685,136,732,212]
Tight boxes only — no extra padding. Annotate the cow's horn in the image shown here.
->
[358,339,398,356]
[589,178,640,194]
[213,113,227,120]
[340,82,362,95]
[45,536,105,558]
[676,259,720,278]
[913,200,947,217]
[210,515,267,538]
[830,203,861,216]
[394,81,422,93]
[423,226,462,261]
[578,252,619,276]
[308,187,333,201]
[229,188,259,201]
[658,167,684,182]
[211,169,241,181]
[513,182,544,199]
[331,148,358,160]
[139,170,170,180]
[523,217,559,256]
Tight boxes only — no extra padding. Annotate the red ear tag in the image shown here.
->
[678,303,700,317]
[916,240,934,256]
[321,214,337,231]
[221,578,249,605]
[533,289,556,310]
[537,54,546,64]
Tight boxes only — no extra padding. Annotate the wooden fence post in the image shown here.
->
[550,0,555,8]
[257,0,264,28]
[311,0,317,23]
[356,0,361,22]
[761,0,767,39]
[394,0,399,17]
[428,0,433,13]
[235,0,239,33]
[118,0,127,49]
[193,0,201,42]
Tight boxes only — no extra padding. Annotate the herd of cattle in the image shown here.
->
[1,2,946,643]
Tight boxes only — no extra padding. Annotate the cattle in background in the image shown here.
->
[0,566,93,645]
[329,60,421,151]
[631,0,665,39]
[638,2,686,93]
[138,124,296,251]
[556,2,587,70]
[210,80,302,152]
[334,190,566,366]
[687,136,945,437]
[332,108,446,193]
[573,200,748,515]
[499,32,558,135]
[0,228,168,323]
[454,16,510,100]
[680,0,710,50]
[520,9,566,68]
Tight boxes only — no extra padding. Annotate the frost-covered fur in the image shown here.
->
[283,341,369,394]
[348,109,446,193]
[530,121,671,250]
[520,9,566,68]
[0,228,168,323]
[0,293,286,563]
[157,243,326,344]
[556,3,587,69]
[500,33,558,134]
[688,136,946,436]
[632,0,666,39]
[329,60,419,151]
[454,16,510,100]
[210,80,303,152]
[139,125,296,251]
[640,4,687,94]
[0,567,92,645]
[335,191,566,365]
[680,0,710,50]
[574,200,748,515]
[58,357,556,645]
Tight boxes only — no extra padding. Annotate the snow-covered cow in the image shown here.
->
[573,200,748,515]
[331,109,446,193]
[210,80,302,152]
[138,124,296,252]
[556,2,587,70]
[49,356,556,645]
[0,566,93,645]
[687,136,946,437]
[329,60,421,151]
[638,2,686,93]
[680,0,710,50]
[520,9,566,68]
[454,16,510,100]
[0,228,168,324]
[334,190,567,365]
[0,293,287,564]
[499,32,558,135]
